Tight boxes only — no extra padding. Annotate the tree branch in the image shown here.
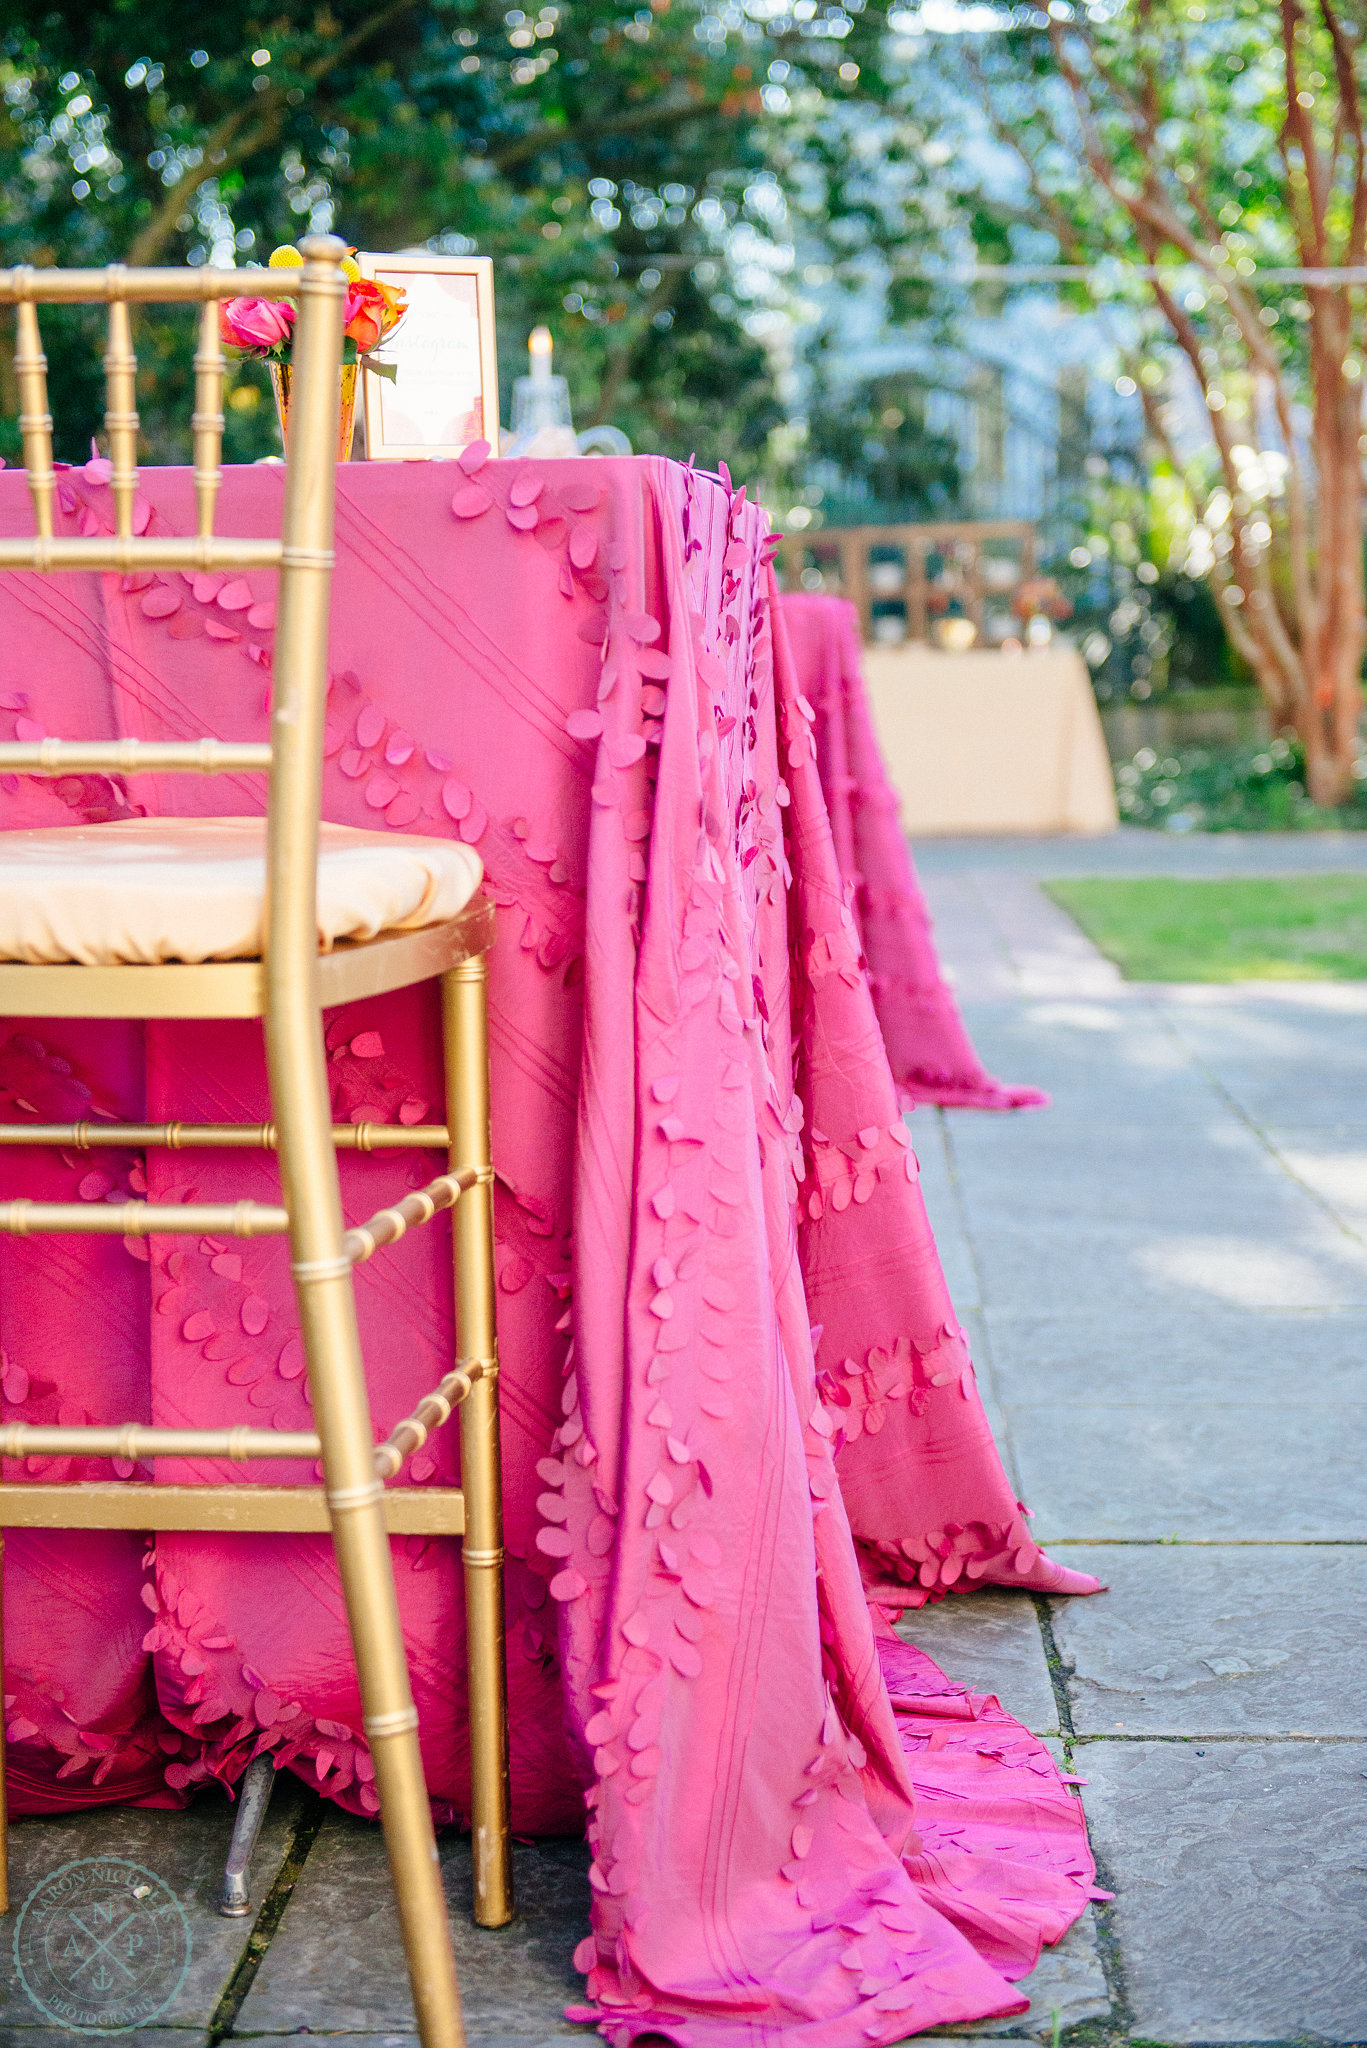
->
[488,87,743,173]
[1279,0,1330,260]
[1149,270,1306,701]
[1323,0,1367,263]
[124,0,424,267]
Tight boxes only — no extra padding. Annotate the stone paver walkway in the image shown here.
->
[906,831,1367,2048]
[6,828,1365,2046]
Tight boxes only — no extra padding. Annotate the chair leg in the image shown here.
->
[293,1264,465,2047]
[442,960,513,1930]
[220,1751,276,1916]
[0,1534,8,1915]
[272,1007,464,2047]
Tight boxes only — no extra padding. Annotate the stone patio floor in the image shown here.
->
[6,829,1364,2047]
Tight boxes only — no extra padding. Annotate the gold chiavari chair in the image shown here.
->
[0,237,511,2048]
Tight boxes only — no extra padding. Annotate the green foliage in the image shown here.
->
[803,362,959,522]
[1156,574,1250,692]
[890,1,1367,768]
[1113,735,1367,832]
[0,0,896,468]
[1047,874,1367,982]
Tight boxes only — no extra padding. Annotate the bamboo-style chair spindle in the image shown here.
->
[103,289,140,539]
[12,297,54,542]
[0,241,513,2048]
[192,296,225,539]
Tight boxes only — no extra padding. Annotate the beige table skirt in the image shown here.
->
[862,645,1119,836]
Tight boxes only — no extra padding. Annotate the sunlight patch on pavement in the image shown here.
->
[1135,1235,1367,1310]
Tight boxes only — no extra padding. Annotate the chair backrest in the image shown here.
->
[0,236,348,983]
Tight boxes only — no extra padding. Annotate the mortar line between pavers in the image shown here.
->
[1041,1629,1138,2041]
[962,871,1022,990]
[206,1789,327,2044]
[1030,1594,1077,1754]
[1028,1599,1137,2037]
[932,1108,1028,1499]
[1142,990,1367,1256]
[1041,1537,1367,1547]
[930,1107,989,1321]
[1069,1731,1367,1745]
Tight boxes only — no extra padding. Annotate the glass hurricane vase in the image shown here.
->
[268,361,359,462]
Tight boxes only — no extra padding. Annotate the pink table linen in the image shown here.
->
[0,455,1099,2045]
[780,594,1046,1112]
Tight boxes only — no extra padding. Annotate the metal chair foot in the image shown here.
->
[219,1753,275,1917]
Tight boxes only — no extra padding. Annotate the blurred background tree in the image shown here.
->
[910,0,1367,806]
[0,0,895,468]
[11,0,1363,812]
[801,354,960,522]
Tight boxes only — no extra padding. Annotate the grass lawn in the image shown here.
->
[1045,875,1367,981]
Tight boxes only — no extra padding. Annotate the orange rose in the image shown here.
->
[342,277,388,353]
[375,279,407,338]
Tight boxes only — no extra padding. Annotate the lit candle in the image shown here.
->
[529,326,553,386]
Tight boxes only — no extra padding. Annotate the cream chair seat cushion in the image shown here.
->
[0,816,484,966]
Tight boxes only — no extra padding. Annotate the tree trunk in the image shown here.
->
[1297,646,1363,808]
[1299,709,1354,806]
[1296,300,1366,808]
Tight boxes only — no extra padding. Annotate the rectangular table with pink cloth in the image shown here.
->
[780,593,1046,1112]
[0,452,1100,2046]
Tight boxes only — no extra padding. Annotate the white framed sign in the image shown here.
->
[357,252,500,460]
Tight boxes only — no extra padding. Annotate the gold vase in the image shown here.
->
[268,361,359,461]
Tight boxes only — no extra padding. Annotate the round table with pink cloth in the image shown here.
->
[0,451,1099,2046]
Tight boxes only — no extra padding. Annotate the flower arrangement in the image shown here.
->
[219,245,406,380]
[1013,575,1073,625]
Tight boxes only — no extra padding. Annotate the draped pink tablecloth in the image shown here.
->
[780,595,1046,1112]
[0,455,1100,2045]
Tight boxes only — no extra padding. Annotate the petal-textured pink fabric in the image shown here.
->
[780,594,1046,1112]
[0,455,1097,2043]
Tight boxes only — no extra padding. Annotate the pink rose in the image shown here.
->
[219,296,295,350]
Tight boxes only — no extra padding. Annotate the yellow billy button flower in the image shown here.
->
[268,245,304,267]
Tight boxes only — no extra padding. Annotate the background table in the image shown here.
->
[0,453,1097,2045]
[782,594,1047,1110]
[862,644,1119,836]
